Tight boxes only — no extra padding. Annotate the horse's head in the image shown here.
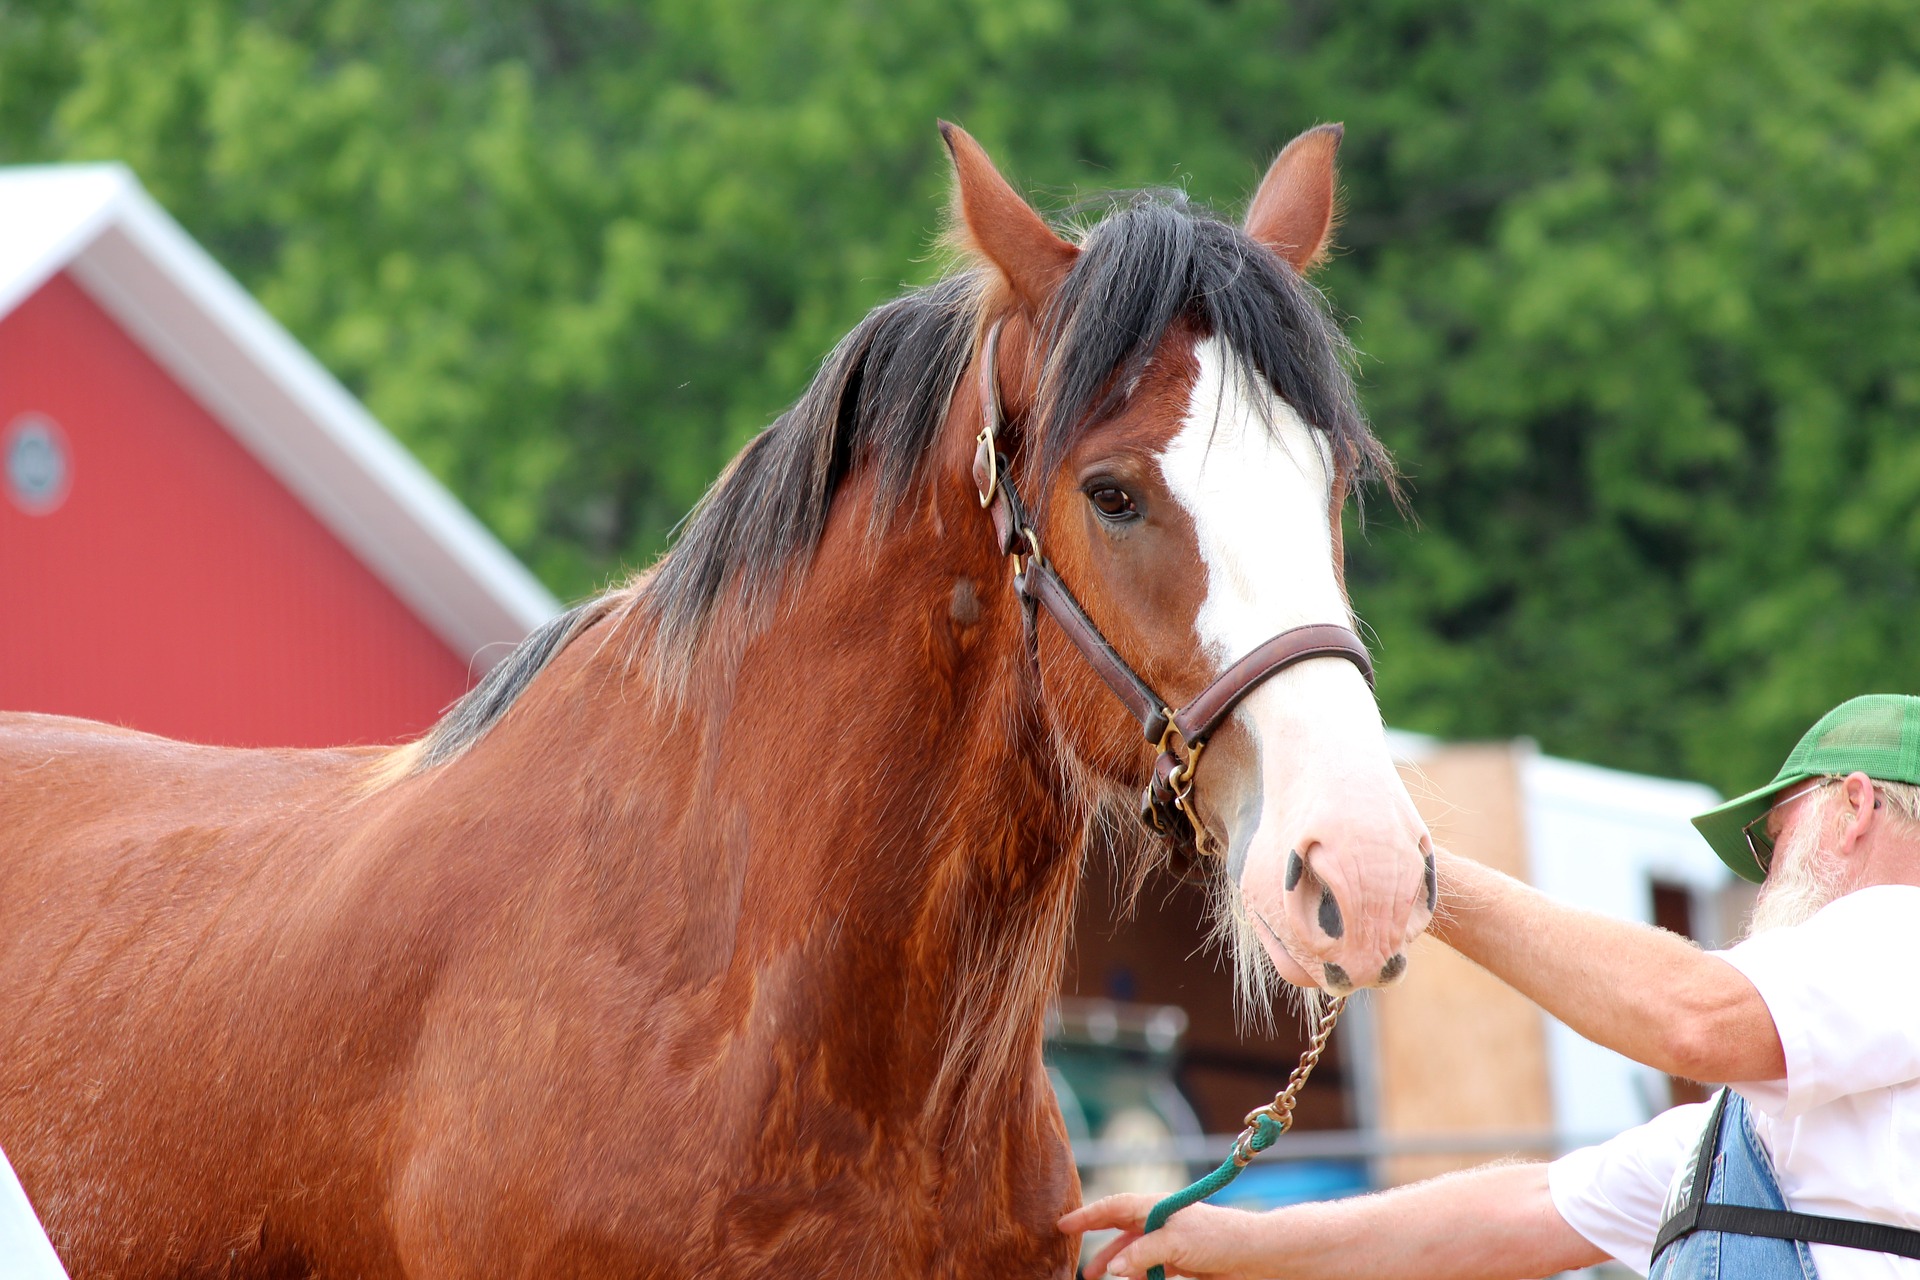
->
[942,123,1433,996]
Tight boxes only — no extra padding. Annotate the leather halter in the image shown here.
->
[968,321,1375,857]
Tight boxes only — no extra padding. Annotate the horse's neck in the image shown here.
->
[620,485,1085,1122]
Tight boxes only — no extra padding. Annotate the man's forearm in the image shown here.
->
[1256,1161,1602,1280]
[1431,850,1784,1083]
[1067,1158,1601,1278]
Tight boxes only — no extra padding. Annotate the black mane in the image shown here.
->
[408,189,1389,770]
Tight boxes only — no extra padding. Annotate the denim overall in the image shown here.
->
[1650,1089,1818,1279]
[1651,1089,1920,1278]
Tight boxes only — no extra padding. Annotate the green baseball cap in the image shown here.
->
[1693,694,1920,883]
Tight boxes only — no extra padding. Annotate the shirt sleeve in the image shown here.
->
[1716,885,1920,1119]
[1548,1102,1712,1276]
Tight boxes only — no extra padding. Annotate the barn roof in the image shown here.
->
[0,163,558,670]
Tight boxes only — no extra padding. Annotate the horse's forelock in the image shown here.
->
[1035,198,1391,519]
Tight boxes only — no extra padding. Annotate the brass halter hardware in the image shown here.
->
[1152,716,1208,837]
[976,431,1000,510]
[975,322,1005,509]
[969,319,1375,859]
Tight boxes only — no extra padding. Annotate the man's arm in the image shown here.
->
[1060,1161,1604,1280]
[1433,849,1784,1083]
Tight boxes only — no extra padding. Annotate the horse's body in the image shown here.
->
[1,527,1078,1275]
[0,124,1432,1277]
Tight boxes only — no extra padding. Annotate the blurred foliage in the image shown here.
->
[2,0,1916,790]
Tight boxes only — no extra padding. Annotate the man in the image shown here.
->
[1062,694,1920,1279]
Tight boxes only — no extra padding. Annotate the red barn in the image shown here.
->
[0,165,557,747]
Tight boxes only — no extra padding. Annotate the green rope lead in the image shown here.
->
[1140,1114,1283,1280]
[1133,995,1345,1280]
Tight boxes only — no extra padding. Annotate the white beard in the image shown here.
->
[1746,802,1846,936]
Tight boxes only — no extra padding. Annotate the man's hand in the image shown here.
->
[1059,1195,1275,1279]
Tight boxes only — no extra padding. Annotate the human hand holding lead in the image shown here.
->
[1060,1194,1279,1280]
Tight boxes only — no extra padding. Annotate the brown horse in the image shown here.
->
[0,124,1432,1278]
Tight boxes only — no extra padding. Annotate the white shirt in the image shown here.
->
[1549,885,1920,1278]
[0,1142,68,1280]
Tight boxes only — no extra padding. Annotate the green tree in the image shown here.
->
[1339,0,1920,788]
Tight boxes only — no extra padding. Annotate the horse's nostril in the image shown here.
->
[1317,886,1344,939]
[1379,953,1407,984]
[1323,962,1350,990]
[1423,848,1438,914]
[1285,849,1304,891]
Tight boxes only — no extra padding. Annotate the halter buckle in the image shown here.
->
[975,320,1006,508]
[976,425,999,508]
[1169,738,1206,812]
[1154,715,1205,811]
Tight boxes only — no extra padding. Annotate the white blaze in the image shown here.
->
[1159,336,1351,654]
[1157,336,1395,882]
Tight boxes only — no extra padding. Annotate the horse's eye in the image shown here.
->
[1088,486,1138,521]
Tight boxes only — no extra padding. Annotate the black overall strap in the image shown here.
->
[1684,1205,1920,1261]
[1652,1088,1920,1263]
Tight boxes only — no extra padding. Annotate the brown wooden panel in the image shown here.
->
[1373,744,1556,1184]
[1062,858,1350,1134]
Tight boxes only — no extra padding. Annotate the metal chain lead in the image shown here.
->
[1141,996,1351,1280]
[1230,995,1347,1167]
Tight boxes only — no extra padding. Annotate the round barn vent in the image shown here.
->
[4,413,71,515]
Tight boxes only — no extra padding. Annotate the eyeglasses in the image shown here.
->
[1742,777,1838,877]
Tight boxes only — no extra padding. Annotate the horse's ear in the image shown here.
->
[939,121,1077,312]
[1245,123,1343,273]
